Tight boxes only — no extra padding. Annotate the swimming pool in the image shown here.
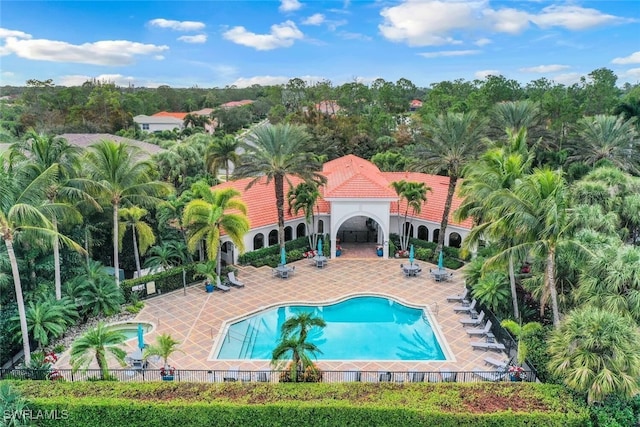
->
[106,321,154,341]
[215,296,446,361]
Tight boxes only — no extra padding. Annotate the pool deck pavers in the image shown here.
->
[56,257,509,374]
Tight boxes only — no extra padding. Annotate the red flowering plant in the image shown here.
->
[303,250,317,258]
[508,365,526,380]
[160,365,175,377]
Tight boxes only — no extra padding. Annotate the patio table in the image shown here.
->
[430,268,449,282]
[403,263,421,277]
[313,256,328,268]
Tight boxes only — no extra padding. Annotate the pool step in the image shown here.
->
[238,317,258,359]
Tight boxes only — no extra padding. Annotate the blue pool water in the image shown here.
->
[216,296,445,361]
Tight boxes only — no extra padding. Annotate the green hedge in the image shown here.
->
[11,381,588,427]
[390,234,465,269]
[120,263,198,302]
[238,237,310,267]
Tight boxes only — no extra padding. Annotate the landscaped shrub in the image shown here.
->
[10,381,589,427]
[589,394,640,427]
[238,237,309,267]
[121,263,198,302]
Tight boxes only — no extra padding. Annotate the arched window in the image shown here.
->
[417,225,428,241]
[449,232,462,248]
[268,230,278,246]
[253,234,264,250]
[284,226,293,241]
[296,223,306,238]
[317,220,324,234]
[432,229,440,244]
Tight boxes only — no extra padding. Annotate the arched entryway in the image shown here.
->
[331,209,390,259]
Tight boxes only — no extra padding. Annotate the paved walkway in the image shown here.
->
[56,258,508,374]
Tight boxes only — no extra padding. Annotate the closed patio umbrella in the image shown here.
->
[280,247,287,266]
[409,244,415,265]
[137,323,145,350]
[318,239,323,257]
[438,250,444,269]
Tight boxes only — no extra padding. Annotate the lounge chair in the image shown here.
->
[216,276,231,292]
[342,371,361,382]
[453,299,476,314]
[227,271,245,288]
[472,367,508,382]
[484,357,508,369]
[470,341,506,352]
[460,311,485,327]
[466,320,493,337]
[446,287,469,303]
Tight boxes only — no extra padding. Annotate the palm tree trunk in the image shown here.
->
[508,254,520,320]
[547,248,560,327]
[216,239,222,277]
[96,348,107,380]
[53,216,62,300]
[275,173,285,249]
[113,203,120,287]
[84,226,91,266]
[6,240,32,365]
[132,225,142,279]
[437,176,457,254]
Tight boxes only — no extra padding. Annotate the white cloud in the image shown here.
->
[379,1,475,46]
[154,55,165,60]
[620,68,640,79]
[231,75,291,87]
[279,0,302,12]
[303,13,325,25]
[519,64,570,73]
[223,21,303,50]
[475,70,500,79]
[552,72,582,85]
[418,50,480,58]
[0,37,168,65]
[612,51,640,65]
[148,19,205,32]
[0,28,32,39]
[178,34,207,44]
[339,32,372,41]
[58,73,136,87]
[474,38,491,47]
[484,8,531,34]
[532,5,626,30]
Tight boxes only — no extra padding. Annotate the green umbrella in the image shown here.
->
[438,250,444,269]
[318,239,323,257]
[409,244,415,265]
[280,247,287,266]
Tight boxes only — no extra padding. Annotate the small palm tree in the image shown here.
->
[144,333,183,369]
[547,307,640,404]
[15,298,78,350]
[390,180,430,251]
[287,181,321,251]
[118,206,156,278]
[271,312,326,382]
[206,135,240,181]
[66,260,124,318]
[70,322,127,380]
[143,240,187,270]
[500,319,543,365]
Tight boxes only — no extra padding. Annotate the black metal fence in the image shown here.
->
[0,368,537,384]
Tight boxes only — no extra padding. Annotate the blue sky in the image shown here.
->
[1,1,639,89]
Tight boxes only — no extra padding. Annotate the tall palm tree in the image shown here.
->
[206,135,240,182]
[569,115,639,173]
[70,322,127,380]
[0,157,82,365]
[390,180,430,251]
[10,132,93,300]
[489,168,574,327]
[182,182,249,276]
[81,140,173,286]
[547,306,640,404]
[287,181,321,251]
[490,100,542,137]
[412,112,487,254]
[118,206,156,279]
[234,124,325,250]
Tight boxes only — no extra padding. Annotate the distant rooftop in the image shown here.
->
[58,133,166,156]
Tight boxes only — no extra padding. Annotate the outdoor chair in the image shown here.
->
[223,367,239,382]
[215,276,231,292]
[446,287,469,303]
[453,299,476,314]
[466,320,493,337]
[227,271,245,288]
[473,367,508,382]
[470,341,506,352]
[484,357,508,370]
[460,311,485,327]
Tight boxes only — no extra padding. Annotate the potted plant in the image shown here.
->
[144,333,183,381]
[335,245,342,257]
[508,365,526,382]
[376,246,383,257]
[205,281,215,293]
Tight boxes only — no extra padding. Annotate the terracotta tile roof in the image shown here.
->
[212,155,471,231]
[152,111,188,119]
[383,172,472,228]
[219,100,254,109]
